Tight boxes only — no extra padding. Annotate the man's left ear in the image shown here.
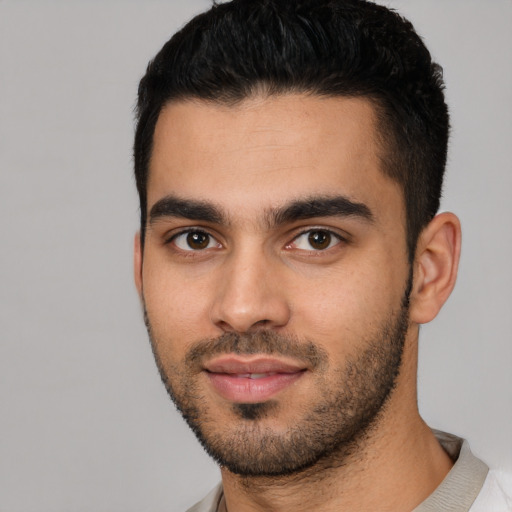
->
[409,212,461,324]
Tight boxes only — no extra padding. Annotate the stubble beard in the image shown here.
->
[143,276,411,478]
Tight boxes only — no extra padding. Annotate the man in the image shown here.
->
[132,1,510,510]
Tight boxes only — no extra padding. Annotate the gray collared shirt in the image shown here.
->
[186,431,498,512]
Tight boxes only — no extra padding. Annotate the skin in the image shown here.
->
[134,94,461,511]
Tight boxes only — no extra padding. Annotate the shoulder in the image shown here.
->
[185,483,223,512]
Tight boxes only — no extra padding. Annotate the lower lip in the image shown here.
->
[205,371,305,403]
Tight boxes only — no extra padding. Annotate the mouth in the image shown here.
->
[203,356,307,403]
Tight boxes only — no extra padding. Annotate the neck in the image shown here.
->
[220,336,453,512]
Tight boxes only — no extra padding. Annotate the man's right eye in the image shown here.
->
[171,230,220,251]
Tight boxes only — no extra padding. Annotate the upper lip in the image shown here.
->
[203,356,307,375]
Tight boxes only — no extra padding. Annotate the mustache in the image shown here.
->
[185,331,328,371]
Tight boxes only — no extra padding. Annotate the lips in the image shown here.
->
[203,356,307,403]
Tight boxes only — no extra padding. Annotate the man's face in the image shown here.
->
[136,94,413,476]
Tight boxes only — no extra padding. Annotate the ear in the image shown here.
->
[409,212,461,324]
[134,232,143,297]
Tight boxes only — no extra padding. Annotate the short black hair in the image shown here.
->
[134,0,449,260]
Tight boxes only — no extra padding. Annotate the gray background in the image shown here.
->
[1,1,511,511]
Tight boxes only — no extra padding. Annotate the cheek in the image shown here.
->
[142,264,216,356]
[288,263,401,353]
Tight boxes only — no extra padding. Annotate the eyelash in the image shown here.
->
[165,227,348,254]
[287,228,346,252]
[167,229,221,252]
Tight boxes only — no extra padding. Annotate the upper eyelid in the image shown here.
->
[165,226,219,243]
[284,228,350,254]
[290,226,350,242]
[166,229,223,254]
[162,225,350,246]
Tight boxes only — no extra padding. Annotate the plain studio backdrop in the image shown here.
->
[0,1,511,511]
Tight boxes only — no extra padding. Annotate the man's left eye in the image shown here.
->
[289,230,342,251]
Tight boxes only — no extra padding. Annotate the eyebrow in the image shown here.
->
[149,195,225,225]
[269,196,374,227]
[148,194,373,227]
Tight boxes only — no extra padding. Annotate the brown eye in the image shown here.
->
[186,231,210,249]
[288,229,342,252]
[307,230,332,250]
[173,230,217,251]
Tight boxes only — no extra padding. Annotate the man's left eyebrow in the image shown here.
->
[269,196,374,227]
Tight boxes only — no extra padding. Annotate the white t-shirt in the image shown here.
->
[186,431,512,512]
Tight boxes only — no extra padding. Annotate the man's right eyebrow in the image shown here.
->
[148,195,225,225]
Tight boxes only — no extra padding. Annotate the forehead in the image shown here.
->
[148,94,403,225]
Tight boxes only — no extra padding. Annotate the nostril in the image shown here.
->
[215,318,272,334]
[253,319,271,327]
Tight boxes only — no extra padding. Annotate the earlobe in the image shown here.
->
[134,232,143,297]
[409,212,461,324]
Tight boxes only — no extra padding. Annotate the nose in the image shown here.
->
[210,246,291,333]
